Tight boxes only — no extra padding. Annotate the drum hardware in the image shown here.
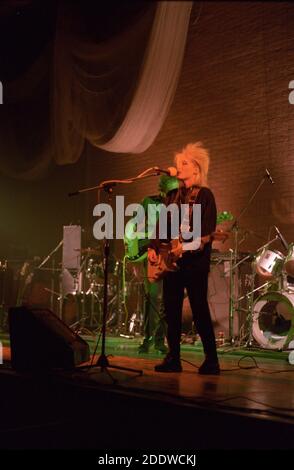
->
[61,247,105,334]
[75,247,102,257]
[127,281,144,336]
[113,260,125,330]
[36,239,64,314]
[228,249,260,345]
[234,234,294,350]
[238,279,272,302]
[62,291,98,337]
[119,254,145,337]
[227,170,276,344]
[15,255,61,314]
[230,236,279,346]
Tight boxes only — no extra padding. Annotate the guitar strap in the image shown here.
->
[188,186,201,229]
[177,186,201,243]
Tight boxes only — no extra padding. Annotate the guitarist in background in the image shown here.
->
[149,142,221,375]
[124,175,179,354]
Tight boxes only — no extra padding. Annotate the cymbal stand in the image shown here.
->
[129,281,144,336]
[72,254,96,336]
[112,260,126,335]
[228,172,273,344]
[95,184,143,381]
[38,239,63,317]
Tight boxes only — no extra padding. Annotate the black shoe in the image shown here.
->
[154,354,182,372]
[154,340,168,354]
[138,337,153,354]
[198,358,220,375]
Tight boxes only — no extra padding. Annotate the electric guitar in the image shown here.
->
[147,211,232,283]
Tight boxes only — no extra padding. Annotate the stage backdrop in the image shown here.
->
[0,2,294,266]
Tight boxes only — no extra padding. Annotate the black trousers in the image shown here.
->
[163,267,218,361]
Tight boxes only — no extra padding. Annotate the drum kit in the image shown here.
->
[2,235,294,351]
[60,247,144,335]
[238,240,294,350]
[0,245,144,336]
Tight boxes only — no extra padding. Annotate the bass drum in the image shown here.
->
[252,291,294,349]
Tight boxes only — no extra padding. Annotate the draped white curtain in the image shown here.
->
[53,2,156,164]
[0,1,193,179]
[99,1,193,154]
[53,1,192,164]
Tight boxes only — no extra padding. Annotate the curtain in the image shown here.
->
[0,1,193,178]
[99,2,193,154]
[53,1,193,163]
[53,2,156,164]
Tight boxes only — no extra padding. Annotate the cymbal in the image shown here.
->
[36,267,62,272]
[75,247,102,255]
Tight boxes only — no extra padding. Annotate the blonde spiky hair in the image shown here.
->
[174,142,210,187]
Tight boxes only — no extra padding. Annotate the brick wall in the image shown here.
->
[85,1,294,260]
[2,1,294,264]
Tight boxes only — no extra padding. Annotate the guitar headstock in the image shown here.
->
[216,211,234,225]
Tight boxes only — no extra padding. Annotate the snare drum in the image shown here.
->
[253,291,294,349]
[254,249,285,280]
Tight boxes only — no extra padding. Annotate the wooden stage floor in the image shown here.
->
[1,335,294,449]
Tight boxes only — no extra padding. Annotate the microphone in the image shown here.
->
[154,166,178,177]
[274,226,289,251]
[265,168,274,184]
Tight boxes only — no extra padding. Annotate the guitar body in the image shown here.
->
[147,239,181,283]
[147,229,229,283]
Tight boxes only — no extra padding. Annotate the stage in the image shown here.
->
[0,334,293,450]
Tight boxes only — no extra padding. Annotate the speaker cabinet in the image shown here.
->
[8,306,90,371]
[182,259,245,339]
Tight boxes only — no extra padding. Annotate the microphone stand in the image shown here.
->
[36,240,64,315]
[228,172,271,345]
[96,183,143,382]
[69,171,160,383]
